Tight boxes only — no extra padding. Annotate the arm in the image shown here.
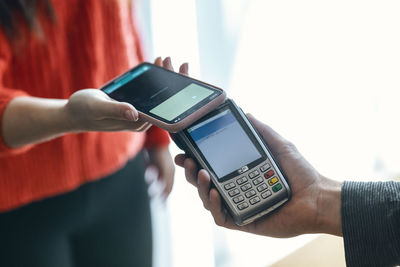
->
[342,181,400,267]
[1,89,148,150]
[2,97,69,148]
[176,114,400,266]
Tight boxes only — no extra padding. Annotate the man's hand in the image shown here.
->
[175,114,342,237]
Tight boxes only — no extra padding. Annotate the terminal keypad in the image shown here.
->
[222,161,284,212]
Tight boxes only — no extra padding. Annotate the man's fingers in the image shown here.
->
[183,158,198,186]
[197,169,211,210]
[208,189,238,230]
[174,154,185,167]
[208,189,225,225]
[247,114,292,155]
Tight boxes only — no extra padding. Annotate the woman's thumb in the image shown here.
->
[98,99,139,121]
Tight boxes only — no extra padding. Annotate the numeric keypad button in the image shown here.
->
[224,182,236,190]
[245,189,256,198]
[249,196,261,205]
[249,170,260,179]
[236,176,248,185]
[237,202,249,210]
[257,183,268,192]
[261,190,272,199]
[253,177,263,185]
[233,195,244,204]
[228,188,240,197]
[240,183,252,192]
[260,163,271,172]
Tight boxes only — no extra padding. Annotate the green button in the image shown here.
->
[272,183,282,192]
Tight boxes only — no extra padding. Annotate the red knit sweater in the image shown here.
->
[0,0,169,212]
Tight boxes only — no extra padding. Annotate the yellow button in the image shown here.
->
[268,177,278,186]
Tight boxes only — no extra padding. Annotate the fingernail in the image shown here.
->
[125,110,138,121]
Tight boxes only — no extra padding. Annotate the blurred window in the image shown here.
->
[140,0,400,266]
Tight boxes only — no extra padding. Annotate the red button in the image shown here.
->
[264,170,274,179]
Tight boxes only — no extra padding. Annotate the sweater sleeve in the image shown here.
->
[341,181,400,267]
[0,40,33,157]
[0,87,31,156]
[144,126,170,148]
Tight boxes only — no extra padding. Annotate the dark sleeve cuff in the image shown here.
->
[342,181,400,267]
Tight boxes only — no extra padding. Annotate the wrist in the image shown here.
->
[2,97,72,148]
[315,177,343,236]
[59,100,82,133]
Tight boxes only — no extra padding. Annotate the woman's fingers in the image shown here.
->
[154,57,188,76]
[135,121,152,132]
[96,118,148,131]
[154,57,163,66]
[100,101,138,121]
[179,63,189,75]
[163,57,174,71]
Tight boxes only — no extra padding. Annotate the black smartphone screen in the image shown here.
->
[101,63,222,124]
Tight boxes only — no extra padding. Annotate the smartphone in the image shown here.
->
[171,99,291,226]
[100,62,226,132]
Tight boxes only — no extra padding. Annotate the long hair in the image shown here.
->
[0,0,55,41]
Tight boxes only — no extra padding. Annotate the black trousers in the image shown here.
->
[0,152,152,267]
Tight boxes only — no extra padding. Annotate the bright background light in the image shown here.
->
[135,0,400,266]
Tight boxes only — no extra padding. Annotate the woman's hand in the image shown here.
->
[146,147,175,200]
[65,56,188,133]
[175,114,342,238]
[64,89,150,132]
